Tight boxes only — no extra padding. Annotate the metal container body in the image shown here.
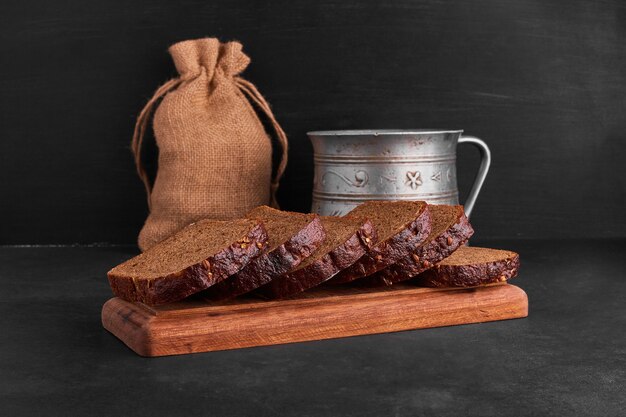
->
[309,129,490,217]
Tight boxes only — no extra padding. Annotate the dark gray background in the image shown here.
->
[1,0,625,245]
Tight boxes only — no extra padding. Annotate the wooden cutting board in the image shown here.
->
[102,283,528,357]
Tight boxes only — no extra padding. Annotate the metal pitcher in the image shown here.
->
[308,129,490,217]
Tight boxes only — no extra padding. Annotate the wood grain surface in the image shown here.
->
[102,283,528,357]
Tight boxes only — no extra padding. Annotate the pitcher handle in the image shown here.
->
[457,136,491,218]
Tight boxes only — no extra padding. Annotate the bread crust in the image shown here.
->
[256,219,377,299]
[203,216,326,300]
[362,206,474,286]
[329,204,432,284]
[417,248,520,288]
[107,223,268,305]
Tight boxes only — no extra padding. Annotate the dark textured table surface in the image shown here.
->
[1,239,625,416]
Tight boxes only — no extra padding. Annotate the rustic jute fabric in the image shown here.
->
[131,38,288,251]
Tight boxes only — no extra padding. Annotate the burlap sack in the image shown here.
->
[131,38,288,250]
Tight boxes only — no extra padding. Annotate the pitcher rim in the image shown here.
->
[307,129,464,136]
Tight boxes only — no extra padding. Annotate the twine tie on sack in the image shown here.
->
[131,78,182,208]
[235,77,288,208]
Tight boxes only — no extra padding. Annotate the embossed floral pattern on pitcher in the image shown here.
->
[308,130,490,218]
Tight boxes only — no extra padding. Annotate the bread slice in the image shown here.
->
[361,205,474,286]
[255,216,377,299]
[416,246,520,287]
[202,206,326,300]
[108,219,268,305]
[329,201,431,284]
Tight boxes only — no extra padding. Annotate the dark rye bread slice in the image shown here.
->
[255,216,377,299]
[360,205,474,286]
[416,246,520,288]
[329,201,431,284]
[202,206,326,300]
[107,219,268,305]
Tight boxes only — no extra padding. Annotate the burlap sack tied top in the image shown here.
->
[131,38,288,251]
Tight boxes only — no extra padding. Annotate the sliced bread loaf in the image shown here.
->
[361,205,474,286]
[108,219,268,305]
[255,216,377,299]
[416,246,520,288]
[202,206,326,300]
[329,201,431,284]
